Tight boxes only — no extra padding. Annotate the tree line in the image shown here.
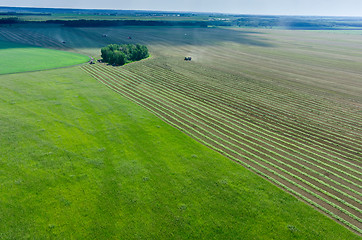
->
[0,17,20,24]
[43,20,207,27]
[101,44,149,66]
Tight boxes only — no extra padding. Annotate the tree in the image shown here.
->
[101,47,112,62]
[100,43,148,66]
[113,51,126,66]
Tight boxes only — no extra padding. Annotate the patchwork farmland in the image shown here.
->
[1,24,361,238]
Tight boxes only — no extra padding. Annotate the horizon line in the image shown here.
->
[1,5,362,18]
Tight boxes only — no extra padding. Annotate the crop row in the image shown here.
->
[129,65,362,175]
[166,44,362,128]
[138,62,362,145]
[123,63,362,165]
[149,59,362,131]
[129,62,362,155]
[191,43,362,120]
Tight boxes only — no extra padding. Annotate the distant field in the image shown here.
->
[0,13,210,22]
[0,24,361,237]
[0,40,89,74]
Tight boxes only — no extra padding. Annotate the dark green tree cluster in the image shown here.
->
[101,44,149,66]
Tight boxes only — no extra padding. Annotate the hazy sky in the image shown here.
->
[2,0,362,16]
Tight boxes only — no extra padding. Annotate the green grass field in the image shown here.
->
[0,66,359,239]
[0,40,89,74]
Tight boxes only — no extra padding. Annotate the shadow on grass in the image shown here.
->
[0,39,36,50]
[82,26,275,48]
[0,25,275,52]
